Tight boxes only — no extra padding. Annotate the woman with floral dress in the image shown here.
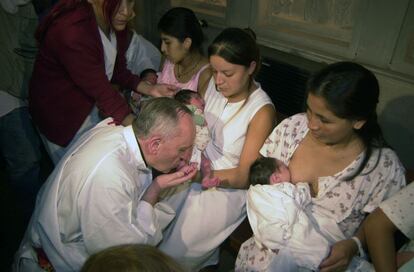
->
[236,62,406,272]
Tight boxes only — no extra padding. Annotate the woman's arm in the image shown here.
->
[213,104,276,189]
[136,80,177,97]
[364,207,398,272]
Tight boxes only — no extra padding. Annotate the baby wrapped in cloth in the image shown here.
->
[238,182,341,271]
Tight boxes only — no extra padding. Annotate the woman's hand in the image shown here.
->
[150,83,177,97]
[136,81,177,97]
[319,239,357,272]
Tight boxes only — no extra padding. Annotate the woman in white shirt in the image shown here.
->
[159,28,276,271]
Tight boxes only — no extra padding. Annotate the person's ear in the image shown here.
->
[183,37,192,51]
[248,61,257,76]
[269,173,281,185]
[148,136,162,155]
[353,119,366,130]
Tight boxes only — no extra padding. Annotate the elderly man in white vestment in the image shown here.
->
[13,98,197,271]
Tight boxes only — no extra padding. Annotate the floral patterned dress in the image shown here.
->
[236,113,406,271]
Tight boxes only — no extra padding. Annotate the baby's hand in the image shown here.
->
[201,176,221,189]
[179,162,198,176]
[155,165,197,189]
[131,92,142,102]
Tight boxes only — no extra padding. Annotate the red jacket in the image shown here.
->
[29,3,140,147]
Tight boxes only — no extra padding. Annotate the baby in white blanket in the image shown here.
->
[236,157,332,271]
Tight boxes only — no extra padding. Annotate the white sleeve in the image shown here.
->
[79,173,175,254]
[126,32,161,75]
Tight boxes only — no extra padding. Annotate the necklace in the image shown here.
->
[176,56,201,79]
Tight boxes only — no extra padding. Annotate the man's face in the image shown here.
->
[154,113,196,173]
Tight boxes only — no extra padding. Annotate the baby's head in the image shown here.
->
[140,68,158,85]
[249,157,290,185]
[174,89,205,111]
[81,244,184,272]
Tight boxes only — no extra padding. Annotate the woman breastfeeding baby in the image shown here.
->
[236,62,406,271]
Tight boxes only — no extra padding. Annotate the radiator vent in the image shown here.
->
[256,57,310,117]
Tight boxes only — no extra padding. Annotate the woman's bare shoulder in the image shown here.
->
[198,66,212,97]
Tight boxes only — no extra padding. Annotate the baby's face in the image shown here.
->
[143,72,158,85]
[189,96,205,111]
[270,160,291,185]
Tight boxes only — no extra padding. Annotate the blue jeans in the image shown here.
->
[0,107,42,222]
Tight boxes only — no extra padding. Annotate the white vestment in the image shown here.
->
[14,119,175,271]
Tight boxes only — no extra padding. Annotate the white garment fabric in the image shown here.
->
[126,30,161,75]
[246,183,333,271]
[14,119,175,271]
[39,106,101,165]
[98,28,117,81]
[159,78,274,271]
[380,182,414,240]
[381,181,414,270]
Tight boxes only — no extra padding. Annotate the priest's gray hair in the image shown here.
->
[132,97,193,139]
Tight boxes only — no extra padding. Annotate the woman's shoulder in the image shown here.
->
[371,147,405,172]
[358,147,406,192]
[248,85,274,107]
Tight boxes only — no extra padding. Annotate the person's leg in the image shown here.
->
[0,106,42,223]
[159,183,247,271]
